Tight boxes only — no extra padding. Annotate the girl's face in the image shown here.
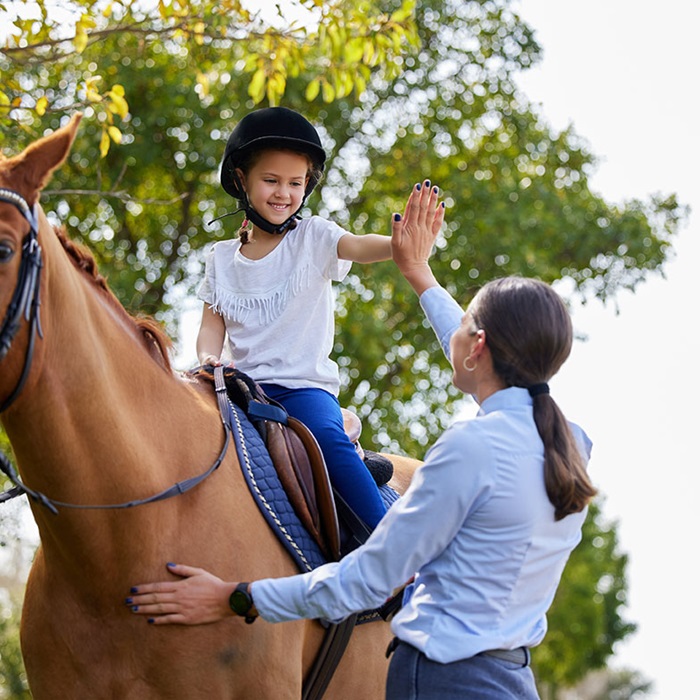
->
[238,150,310,227]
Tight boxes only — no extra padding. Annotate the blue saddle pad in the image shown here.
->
[227,400,399,573]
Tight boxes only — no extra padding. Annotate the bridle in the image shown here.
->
[0,187,43,414]
[0,187,232,512]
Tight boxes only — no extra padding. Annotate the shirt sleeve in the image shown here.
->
[308,217,352,282]
[419,285,464,362]
[251,419,493,624]
[197,244,216,305]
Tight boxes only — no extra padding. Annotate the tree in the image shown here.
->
[0,594,31,699]
[2,0,685,438]
[1,0,418,321]
[319,0,684,452]
[542,667,654,700]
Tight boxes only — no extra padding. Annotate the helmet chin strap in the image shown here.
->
[206,202,303,234]
[243,201,302,235]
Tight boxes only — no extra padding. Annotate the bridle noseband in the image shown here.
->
[0,187,44,414]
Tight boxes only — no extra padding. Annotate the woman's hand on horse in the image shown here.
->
[391,179,445,296]
[127,563,234,625]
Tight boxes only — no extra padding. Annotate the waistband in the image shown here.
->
[479,647,530,667]
[386,638,530,667]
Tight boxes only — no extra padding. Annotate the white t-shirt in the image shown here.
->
[197,216,352,395]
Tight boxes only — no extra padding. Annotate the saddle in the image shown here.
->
[195,366,393,562]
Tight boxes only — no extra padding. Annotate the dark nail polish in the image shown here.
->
[433,186,439,194]
[394,213,401,221]
[167,562,176,567]
[415,183,421,190]
[125,597,133,604]
[130,587,138,594]
[148,618,155,624]
[131,605,139,612]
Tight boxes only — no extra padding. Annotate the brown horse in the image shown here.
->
[0,114,419,699]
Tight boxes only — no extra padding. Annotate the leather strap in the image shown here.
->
[0,366,232,512]
[302,614,359,700]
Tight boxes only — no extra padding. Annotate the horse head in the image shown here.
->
[0,114,83,411]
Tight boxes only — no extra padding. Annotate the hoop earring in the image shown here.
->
[463,357,477,372]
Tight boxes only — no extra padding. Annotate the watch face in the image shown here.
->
[229,587,252,616]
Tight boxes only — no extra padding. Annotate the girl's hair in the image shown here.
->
[234,147,324,244]
[470,276,597,520]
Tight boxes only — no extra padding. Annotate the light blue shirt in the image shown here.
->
[253,285,592,663]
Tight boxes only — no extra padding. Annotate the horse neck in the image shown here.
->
[2,216,225,544]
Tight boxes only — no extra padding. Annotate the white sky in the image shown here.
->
[514,1,699,697]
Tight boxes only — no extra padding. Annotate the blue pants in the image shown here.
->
[259,384,388,529]
[386,641,539,700]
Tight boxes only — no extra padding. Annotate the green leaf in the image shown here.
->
[305,77,321,101]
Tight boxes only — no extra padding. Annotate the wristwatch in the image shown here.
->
[229,582,258,624]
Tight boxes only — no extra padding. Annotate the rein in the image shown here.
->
[0,365,232,513]
[0,188,44,414]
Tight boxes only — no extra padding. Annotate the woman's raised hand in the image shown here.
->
[391,180,445,295]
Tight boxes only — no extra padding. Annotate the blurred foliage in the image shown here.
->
[1,0,683,449]
[538,666,654,700]
[0,0,681,691]
[0,594,30,699]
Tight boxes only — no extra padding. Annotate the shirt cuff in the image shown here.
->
[419,285,464,362]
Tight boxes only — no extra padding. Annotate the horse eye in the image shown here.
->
[0,241,14,262]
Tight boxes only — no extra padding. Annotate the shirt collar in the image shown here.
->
[477,386,532,416]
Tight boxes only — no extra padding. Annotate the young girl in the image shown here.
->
[196,106,393,529]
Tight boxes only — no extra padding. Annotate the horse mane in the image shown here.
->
[54,225,173,372]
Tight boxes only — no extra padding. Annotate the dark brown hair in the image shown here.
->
[470,276,597,520]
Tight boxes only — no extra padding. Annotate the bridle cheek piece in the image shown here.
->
[0,188,44,413]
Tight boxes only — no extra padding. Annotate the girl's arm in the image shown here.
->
[196,305,226,365]
[337,232,392,264]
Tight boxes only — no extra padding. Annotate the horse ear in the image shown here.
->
[10,112,83,198]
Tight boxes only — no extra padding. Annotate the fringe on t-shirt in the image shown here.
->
[208,263,312,326]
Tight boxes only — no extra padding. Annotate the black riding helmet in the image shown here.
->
[220,107,326,234]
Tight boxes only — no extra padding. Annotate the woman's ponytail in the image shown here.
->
[530,391,596,520]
